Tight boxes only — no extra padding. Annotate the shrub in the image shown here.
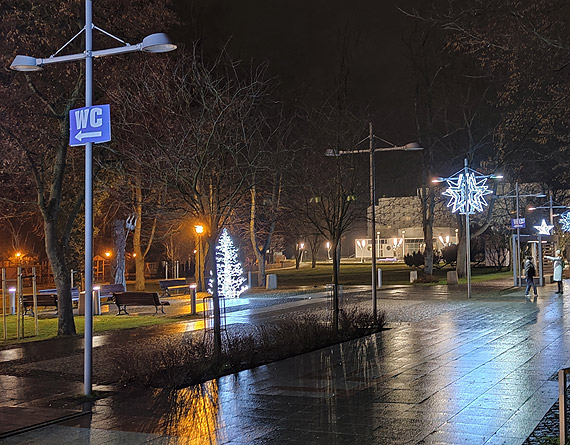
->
[442,244,458,265]
[114,308,386,388]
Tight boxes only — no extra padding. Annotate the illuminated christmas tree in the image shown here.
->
[213,228,247,298]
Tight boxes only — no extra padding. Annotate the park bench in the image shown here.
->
[158,278,192,298]
[23,293,58,315]
[23,287,80,315]
[95,283,125,304]
[39,287,80,301]
[113,291,170,315]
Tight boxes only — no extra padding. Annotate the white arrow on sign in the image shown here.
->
[75,130,103,141]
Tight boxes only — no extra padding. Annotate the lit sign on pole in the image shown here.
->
[511,218,526,229]
[69,104,111,146]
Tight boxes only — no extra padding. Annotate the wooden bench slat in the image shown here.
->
[22,294,58,315]
[112,292,168,315]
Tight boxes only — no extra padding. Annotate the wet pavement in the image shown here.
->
[1,280,569,444]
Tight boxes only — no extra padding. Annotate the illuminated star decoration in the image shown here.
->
[534,219,554,235]
[442,172,492,215]
[559,212,570,232]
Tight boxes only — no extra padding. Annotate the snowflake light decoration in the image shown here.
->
[442,172,492,215]
[534,219,554,235]
[560,212,570,233]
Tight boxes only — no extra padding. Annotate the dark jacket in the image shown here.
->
[524,259,536,278]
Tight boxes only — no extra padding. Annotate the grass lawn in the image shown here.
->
[1,266,511,345]
[269,262,512,287]
[0,313,193,345]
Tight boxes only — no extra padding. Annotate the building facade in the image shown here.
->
[355,194,458,260]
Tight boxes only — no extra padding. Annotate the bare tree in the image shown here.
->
[112,48,269,356]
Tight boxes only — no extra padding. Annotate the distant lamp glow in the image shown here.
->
[534,219,554,235]
[560,212,570,232]
[132,252,137,258]
[15,252,22,258]
[194,224,204,234]
[104,251,111,258]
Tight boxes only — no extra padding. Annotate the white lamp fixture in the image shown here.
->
[141,33,177,53]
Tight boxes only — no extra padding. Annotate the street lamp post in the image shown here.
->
[435,159,501,298]
[10,1,176,396]
[326,122,423,320]
[496,183,546,286]
[195,225,204,292]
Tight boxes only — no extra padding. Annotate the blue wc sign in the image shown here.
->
[69,104,111,146]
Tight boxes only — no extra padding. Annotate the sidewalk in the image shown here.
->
[1,280,569,444]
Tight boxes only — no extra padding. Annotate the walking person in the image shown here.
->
[524,255,538,298]
[545,249,564,294]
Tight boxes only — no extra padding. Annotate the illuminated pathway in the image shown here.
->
[1,281,569,444]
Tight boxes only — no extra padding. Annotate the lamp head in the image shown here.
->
[141,33,177,53]
[10,55,41,71]
[325,149,340,157]
[402,142,423,151]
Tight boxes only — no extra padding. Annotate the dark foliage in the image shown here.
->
[442,245,458,265]
[404,251,425,268]
[114,307,386,388]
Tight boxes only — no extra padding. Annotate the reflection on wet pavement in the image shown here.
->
[2,282,569,443]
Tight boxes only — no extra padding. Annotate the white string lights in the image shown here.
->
[442,171,493,215]
[560,212,570,233]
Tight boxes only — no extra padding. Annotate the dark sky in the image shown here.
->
[174,0,420,136]
[173,0,426,195]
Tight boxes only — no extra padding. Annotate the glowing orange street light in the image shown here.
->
[104,251,112,258]
[194,224,204,291]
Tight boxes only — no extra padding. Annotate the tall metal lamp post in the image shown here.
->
[10,1,176,396]
[496,184,546,286]
[326,122,423,320]
[434,159,501,298]
[194,225,204,291]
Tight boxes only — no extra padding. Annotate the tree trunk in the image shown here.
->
[207,235,222,358]
[45,219,75,336]
[113,220,126,287]
[456,216,467,278]
[331,239,340,336]
[257,251,266,287]
[133,200,145,291]
[423,186,436,275]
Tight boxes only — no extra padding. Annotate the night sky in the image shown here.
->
[172,0,426,196]
[174,0,420,142]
